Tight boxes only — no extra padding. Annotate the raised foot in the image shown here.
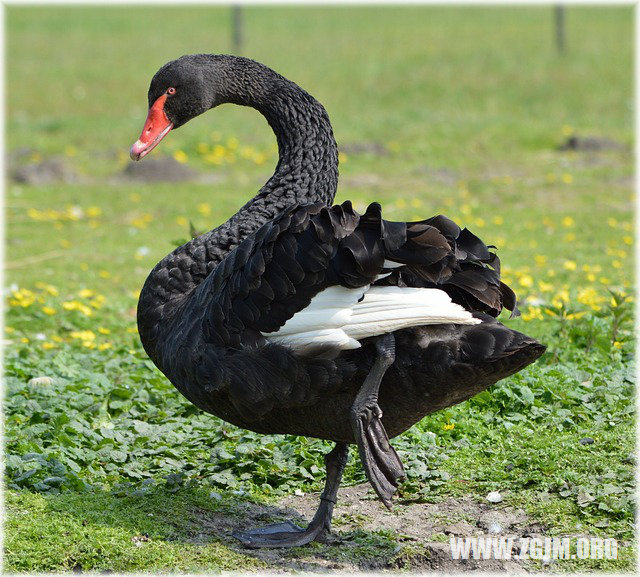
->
[232,520,328,549]
[352,401,405,509]
[350,333,405,509]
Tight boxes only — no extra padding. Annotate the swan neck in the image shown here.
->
[137,56,339,362]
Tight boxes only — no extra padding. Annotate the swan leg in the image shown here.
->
[350,333,405,509]
[232,443,349,548]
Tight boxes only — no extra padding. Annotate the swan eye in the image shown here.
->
[166,87,176,95]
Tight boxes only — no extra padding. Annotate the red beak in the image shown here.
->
[130,94,173,161]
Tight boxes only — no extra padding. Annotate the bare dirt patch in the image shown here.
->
[11,157,79,185]
[557,135,626,152]
[188,483,541,572]
[118,156,201,183]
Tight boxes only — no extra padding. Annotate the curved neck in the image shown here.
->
[217,55,339,232]
[138,56,339,358]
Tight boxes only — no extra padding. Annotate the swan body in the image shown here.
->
[131,54,545,547]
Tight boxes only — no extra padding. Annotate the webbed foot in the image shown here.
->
[232,519,328,549]
[232,444,348,549]
[350,334,405,508]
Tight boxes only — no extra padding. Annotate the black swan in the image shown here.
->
[130,54,545,548]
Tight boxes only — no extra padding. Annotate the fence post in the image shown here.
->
[232,5,244,54]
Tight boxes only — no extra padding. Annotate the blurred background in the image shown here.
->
[4,5,635,573]
[5,5,633,294]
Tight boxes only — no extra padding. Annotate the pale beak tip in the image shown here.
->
[130,141,144,161]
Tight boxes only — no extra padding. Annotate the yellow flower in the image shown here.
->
[129,192,141,203]
[98,327,111,335]
[562,216,575,228]
[27,207,44,220]
[173,150,188,164]
[522,306,544,321]
[518,274,534,288]
[613,341,623,349]
[253,152,266,165]
[86,206,102,218]
[443,422,455,431]
[99,270,111,279]
[5,326,15,333]
[410,198,423,208]
[42,342,57,350]
[338,152,348,164]
[607,217,618,228]
[623,235,633,245]
[563,260,577,271]
[20,337,29,344]
[131,213,153,229]
[90,294,106,309]
[474,218,485,228]
[70,329,96,341]
[551,289,570,307]
[564,233,576,242]
[492,216,504,225]
[538,280,553,292]
[176,216,188,227]
[561,173,573,184]
[561,124,574,137]
[534,254,547,266]
[197,203,211,217]
[60,239,72,248]
[62,300,93,316]
[98,343,112,351]
[9,288,37,308]
[78,288,95,299]
[577,287,603,308]
[42,306,56,316]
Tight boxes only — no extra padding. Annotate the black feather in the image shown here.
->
[136,54,544,456]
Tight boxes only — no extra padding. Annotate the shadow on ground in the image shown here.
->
[9,482,543,572]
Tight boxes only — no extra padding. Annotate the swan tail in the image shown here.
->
[354,203,518,318]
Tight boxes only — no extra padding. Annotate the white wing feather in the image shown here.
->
[262,285,481,351]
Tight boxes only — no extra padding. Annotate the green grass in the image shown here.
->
[4,5,635,573]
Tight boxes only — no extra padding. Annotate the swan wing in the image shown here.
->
[193,201,512,353]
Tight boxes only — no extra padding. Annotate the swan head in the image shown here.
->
[130,55,222,161]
